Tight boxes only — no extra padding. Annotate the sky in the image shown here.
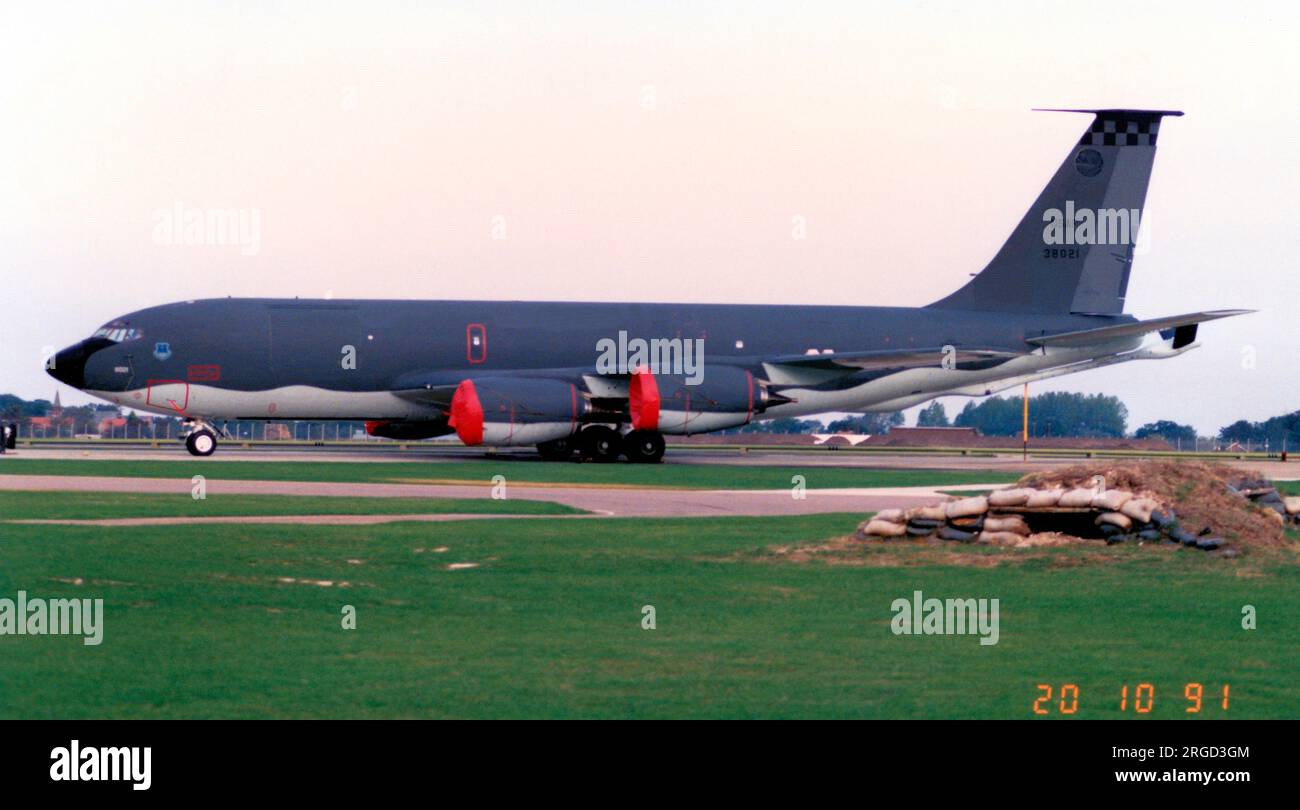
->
[2,1,1297,435]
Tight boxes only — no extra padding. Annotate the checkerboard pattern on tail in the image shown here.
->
[1078,112,1163,147]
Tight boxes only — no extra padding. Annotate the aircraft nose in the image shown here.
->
[46,338,110,389]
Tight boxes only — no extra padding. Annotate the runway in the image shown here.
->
[5,443,1082,473]
[9,442,1299,477]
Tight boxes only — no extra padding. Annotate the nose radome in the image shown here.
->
[46,338,111,389]
[47,343,88,388]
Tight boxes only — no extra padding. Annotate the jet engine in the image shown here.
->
[627,365,771,434]
[449,377,588,446]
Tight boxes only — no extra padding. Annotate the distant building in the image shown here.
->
[98,417,127,435]
[30,391,73,433]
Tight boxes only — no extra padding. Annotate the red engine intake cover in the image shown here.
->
[448,379,485,445]
[628,368,660,431]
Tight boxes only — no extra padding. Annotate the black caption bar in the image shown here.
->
[0,720,1283,797]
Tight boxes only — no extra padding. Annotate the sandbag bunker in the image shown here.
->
[857,486,1229,551]
[1229,478,1300,528]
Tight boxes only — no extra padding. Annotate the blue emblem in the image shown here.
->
[153,342,172,361]
[1075,148,1103,178]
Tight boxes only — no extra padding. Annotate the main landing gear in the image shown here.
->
[621,429,666,464]
[536,436,577,461]
[536,426,666,464]
[183,422,219,457]
[578,425,621,463]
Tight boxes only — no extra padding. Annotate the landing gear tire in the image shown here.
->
[622,429,665,464]
[578,425,621,463]
[537,436,577,461]
[186,428,218,457]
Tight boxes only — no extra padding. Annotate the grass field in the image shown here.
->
[0,457,1020,490]
[1,494,1295,719]
[0,491,584,520]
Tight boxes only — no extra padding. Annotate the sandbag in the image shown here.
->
[1136,528,1162,541]
[1058,488,1098,508]
[909,505,948,522]
[983,515,1030,535]
[1119,497,1158,523]
[950,515,985,530]
[987,488,1034,507]
[1024,489,1064,508]
[874,508,907,524]
[943,496,988,519]
[906,524,936,537]
[977,531,1025,545]
[863,519,907,537]
[1096,512,1133,530]
[1285,496,1300,516]
[1151,509,1177,529]
[907,517,943,530]
[1196,538,1223,551]
[1091,489,1133,510]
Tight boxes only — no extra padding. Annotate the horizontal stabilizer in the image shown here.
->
[1025,309,1253,348]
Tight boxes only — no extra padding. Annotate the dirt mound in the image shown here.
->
[1016,459,1286,547]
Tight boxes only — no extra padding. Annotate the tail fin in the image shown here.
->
[928,108,1183,315]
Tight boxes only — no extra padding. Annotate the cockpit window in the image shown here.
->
[92,322,143,343]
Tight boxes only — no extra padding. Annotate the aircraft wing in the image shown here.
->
[765,346,1021,372]
[1025,309,1253,348]
[389,377,462,410]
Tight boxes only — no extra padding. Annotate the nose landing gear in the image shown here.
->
[183,421,219,456]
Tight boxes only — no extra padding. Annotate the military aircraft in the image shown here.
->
[48,108,1248,461]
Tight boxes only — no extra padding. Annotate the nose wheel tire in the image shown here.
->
[622,429,665,463]
[578,425,621,463]
[537,436,577,461]
[185,428,218,457]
